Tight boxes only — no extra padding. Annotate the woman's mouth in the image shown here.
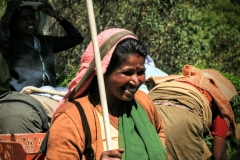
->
[125,86,137,93]
[27,25,34,29]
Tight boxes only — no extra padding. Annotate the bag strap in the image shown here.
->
[32,131,49,160]
[32,101,94,160]
[72,101,94,159]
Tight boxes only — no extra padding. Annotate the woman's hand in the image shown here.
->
[37,3,58,18]
[100,149,124,160]
[3,0,21,20]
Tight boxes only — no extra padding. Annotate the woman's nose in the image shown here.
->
[27,17,33,23]
[26,15,36,23]
[129,75,141,86]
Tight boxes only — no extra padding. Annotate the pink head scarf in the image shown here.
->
[55,28,137,112]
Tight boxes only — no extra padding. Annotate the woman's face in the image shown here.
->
[104,53,146,105]
[15,7,37,36]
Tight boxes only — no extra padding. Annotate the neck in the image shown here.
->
[17,33,34,44]
[89,92,122,117]
[107,101,122,117]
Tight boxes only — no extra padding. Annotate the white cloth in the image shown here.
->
[139,64,168,94]
[21,86,68,101]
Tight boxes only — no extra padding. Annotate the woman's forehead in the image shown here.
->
[18,7,35,16]
[119,54,145,66]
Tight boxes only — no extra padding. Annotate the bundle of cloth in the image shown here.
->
[0,86,67,134]
[21,86,68,121]
[146,64,240,160]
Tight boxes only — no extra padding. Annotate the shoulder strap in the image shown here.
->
[32,101,94,160]
[72,101,94,159]
[31,131,49,160]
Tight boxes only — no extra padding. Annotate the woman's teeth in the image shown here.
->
[126,86,136,93]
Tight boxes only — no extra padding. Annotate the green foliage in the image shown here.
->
[0,0,6,18]
[56,61,80,87]
[220,73,240,159]
[42,0,240,84]
[222,72,240,93]
[226,138,240,159]
[230,95,240,123]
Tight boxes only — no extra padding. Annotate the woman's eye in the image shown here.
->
[30,16,36,20]
[123,71,133,76]
[137,70,145,76]
[20,15,36,21]
[20,17,28,21]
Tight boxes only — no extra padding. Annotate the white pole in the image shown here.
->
[86,0,112,150]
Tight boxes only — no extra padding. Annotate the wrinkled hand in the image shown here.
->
[100,149,124,160]
[4,0,21,18]
[37,3,57,18]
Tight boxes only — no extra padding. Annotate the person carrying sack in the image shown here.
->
[146,64,240,160]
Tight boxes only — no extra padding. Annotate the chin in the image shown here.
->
[122,95,135,102]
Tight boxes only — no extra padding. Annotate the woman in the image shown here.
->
[0,0,83,134]
[0,0,84,92]
[146,64,239,160]
[45,28,166,159]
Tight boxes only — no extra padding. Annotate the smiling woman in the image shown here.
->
[0,1,83,134]
[10,6,38,36]
[0,1,84,92]
[45,28,166,160]
[103,39,147,106]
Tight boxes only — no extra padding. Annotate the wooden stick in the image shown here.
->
[86,0,112,150]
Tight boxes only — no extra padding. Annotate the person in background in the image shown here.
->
[146,64,240,160]
[0,0,83,134]
[45,28,166,160]
[0,0,84,92]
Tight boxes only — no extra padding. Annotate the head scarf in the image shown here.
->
[55,28,137,112]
